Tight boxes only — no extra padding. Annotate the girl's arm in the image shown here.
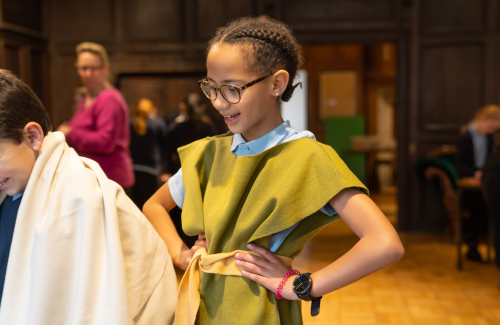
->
[235,187,404,300]
[143,182,206,270]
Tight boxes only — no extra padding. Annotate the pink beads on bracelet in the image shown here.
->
[275,269,301,299]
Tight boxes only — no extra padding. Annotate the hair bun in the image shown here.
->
[281,82,302,102]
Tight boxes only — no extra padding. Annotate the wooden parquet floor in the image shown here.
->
[296,193,500,325]
[174,193,500,324]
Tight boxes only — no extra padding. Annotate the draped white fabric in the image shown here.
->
[0,132,176,325]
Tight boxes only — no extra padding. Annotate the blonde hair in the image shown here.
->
[471,104,500,122]
[460,104,500,133]
[76,42,109,66]
[132,99,156,136]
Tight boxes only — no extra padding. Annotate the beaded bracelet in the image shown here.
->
[275,269,301,299]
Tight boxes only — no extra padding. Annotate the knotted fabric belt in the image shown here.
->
[174,248,294,325]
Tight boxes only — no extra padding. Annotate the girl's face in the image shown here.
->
[206,44,285,142]
[75,52,108,92]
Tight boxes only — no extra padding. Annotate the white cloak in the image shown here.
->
[0,132,177,325]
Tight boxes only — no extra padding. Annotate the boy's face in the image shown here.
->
[0,125,43,196]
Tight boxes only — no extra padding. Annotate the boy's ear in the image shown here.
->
[271,70,290,97]
[23,122,45,151]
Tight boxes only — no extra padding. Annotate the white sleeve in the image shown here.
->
[167,168,185,209]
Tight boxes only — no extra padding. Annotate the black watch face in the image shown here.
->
[293,274,312,295]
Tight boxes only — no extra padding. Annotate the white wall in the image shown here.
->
[281,69,308,132]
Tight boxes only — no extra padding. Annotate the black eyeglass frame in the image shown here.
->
[198,73,272,104]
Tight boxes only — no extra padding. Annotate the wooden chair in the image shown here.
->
[424,166,458,237]
[423,145,459,237]
[425,145,457,159]
[422,145,492,270]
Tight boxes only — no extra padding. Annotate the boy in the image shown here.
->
[0,70,176,324]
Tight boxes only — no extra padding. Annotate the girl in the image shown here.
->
[143,17,404,325]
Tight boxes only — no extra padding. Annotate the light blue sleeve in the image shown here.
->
[269,203,337,253]
[319,203,336,216]
[167,168,185,209]
[269,221,301,253]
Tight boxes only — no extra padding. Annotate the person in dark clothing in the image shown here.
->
[456,105,500,262]
[0,195,22,305]
[164,95,217,247]
[129,99,168,209]
[166,95,217,175]
[482,152,500,286]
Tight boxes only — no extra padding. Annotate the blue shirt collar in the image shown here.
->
[230,120,293,153]
[12,193,23,201]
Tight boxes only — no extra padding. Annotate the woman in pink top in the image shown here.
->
[58,42,134,188]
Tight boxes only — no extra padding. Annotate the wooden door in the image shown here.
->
[0,0,50,119]
[402,0,497,231]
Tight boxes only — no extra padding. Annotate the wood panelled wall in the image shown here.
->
[47,0,403,123]
[407,0,500,232]
[0,0,48,113]
[2,0,499,232]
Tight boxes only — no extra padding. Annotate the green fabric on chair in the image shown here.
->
[415,154,459,189]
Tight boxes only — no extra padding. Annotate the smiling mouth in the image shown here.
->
[0,178,8,187]
[224,114,240,120]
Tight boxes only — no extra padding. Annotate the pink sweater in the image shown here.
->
[67,88,135,188]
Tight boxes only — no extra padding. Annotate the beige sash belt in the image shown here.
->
[174,248,294,325]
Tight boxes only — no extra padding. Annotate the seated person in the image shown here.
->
[482,152,500,287]
[0,70,176,324]
[456,105,500,262]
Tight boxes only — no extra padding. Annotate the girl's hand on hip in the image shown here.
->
[235,243,300,301]
[191,233,207,254]
[175,234,207,270]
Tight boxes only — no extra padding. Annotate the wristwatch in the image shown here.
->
[292,273,322,316]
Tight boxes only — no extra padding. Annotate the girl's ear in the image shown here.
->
[23,122,45,152]
[271,70,289,97]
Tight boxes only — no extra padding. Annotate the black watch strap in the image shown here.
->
[311,296,322,317]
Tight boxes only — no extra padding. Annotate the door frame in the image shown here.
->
[295,30,412,231]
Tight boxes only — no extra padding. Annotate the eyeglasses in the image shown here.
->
[198,74,271,104]
[76,65,104,73]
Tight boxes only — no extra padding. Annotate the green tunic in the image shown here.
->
[178,133,368,325]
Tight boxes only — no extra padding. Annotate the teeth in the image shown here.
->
[224,114,239,120]
[0,179,6,186]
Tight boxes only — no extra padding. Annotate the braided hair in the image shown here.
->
[207,17,304,102]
